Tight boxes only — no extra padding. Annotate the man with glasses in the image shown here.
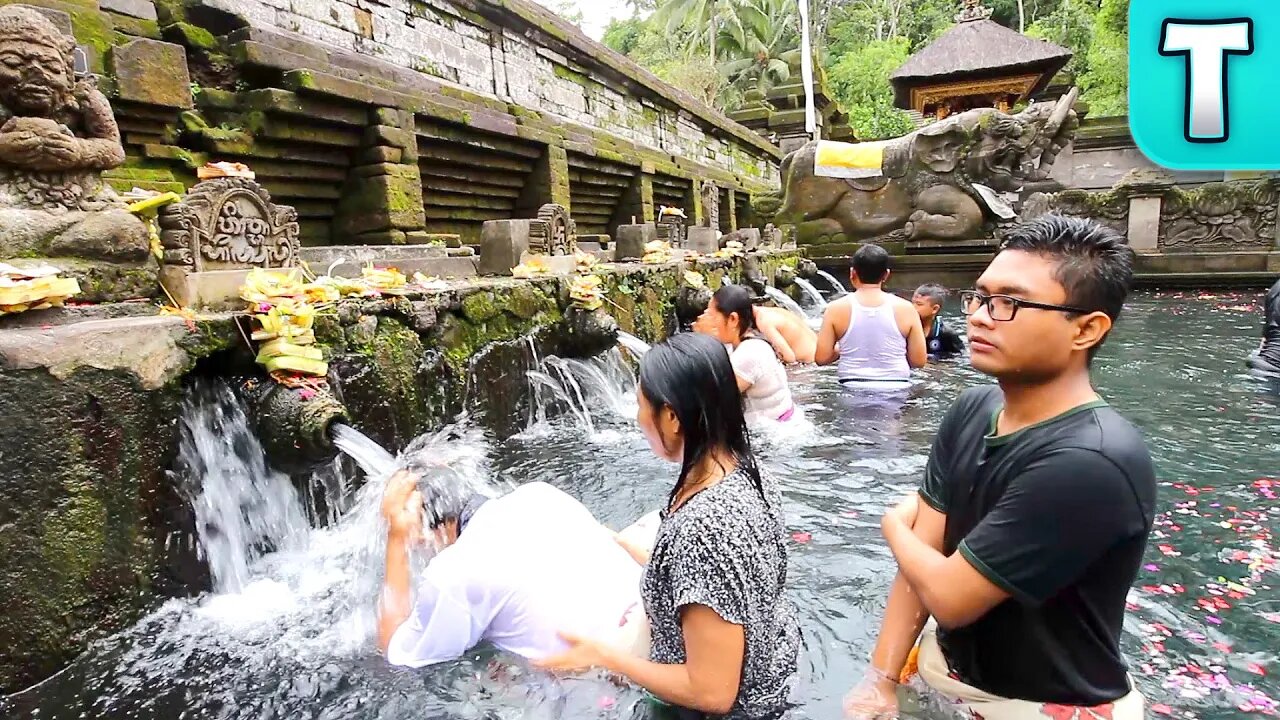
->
[843,215,1156,720]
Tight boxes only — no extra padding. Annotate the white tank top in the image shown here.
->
[837,295,911,382]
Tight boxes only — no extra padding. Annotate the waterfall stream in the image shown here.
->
[793,278,829,313]
[815,270,848,297]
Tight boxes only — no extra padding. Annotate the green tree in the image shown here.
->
[827,37,916,139]
[716,0,799,97]
[1026,0,1095,78]
[1078,0,1126,115]
[602,16,646,55]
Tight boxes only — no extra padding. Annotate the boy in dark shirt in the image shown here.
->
[912,284,966,360]
[845,216,1155,720]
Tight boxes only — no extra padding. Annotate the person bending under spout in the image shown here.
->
[844,216,1156,720]
[754,305,818,364]
[377,464,650,667]
[1247,277,1280,379]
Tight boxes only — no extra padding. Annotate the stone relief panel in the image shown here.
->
[159,177,300,271]
[1159,181,1278,252]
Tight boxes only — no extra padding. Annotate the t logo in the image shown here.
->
[1159,19,1254,143]
[1131,1,1278,170]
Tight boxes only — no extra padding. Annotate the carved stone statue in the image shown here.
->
[527,203,576,255]
[0,6,151,298]
[700,180,719,229]
[757,88,1081,245]
[159,177,300,270]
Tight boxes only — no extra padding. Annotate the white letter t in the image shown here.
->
[1160,19,1254,143]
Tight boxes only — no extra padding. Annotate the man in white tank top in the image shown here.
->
[815,244,927,389]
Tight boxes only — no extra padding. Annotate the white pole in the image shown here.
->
[797,0,817,140]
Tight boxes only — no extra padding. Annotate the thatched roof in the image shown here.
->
[890,18,1072,108]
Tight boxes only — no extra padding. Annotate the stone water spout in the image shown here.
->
[561,306,620,359]
[239,378,350,474]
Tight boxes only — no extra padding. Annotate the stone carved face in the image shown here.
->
[911,91,1079,193]
[0,9,76,118]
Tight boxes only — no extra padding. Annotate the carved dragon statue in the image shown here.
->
[755,88,1081,245]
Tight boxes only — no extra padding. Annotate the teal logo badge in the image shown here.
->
[1131,1,1277,169]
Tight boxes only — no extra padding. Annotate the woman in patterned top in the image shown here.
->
[537,332,800,719]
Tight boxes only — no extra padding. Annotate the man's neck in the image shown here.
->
[996,369,1100,434]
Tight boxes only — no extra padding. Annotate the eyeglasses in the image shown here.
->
[959,290,1091,322]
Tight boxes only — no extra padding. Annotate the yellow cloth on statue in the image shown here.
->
[814,140,889,179]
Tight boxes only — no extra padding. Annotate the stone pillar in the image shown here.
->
[616,223,656,261]
[610,169,655,235]
[687,227,718,254]
[333,108,427,245]
[1117,170,1173,254]
[1125,196,1162,254]
[726,190,738,232]
[479,219,533,275]
[684,179,704,227]
[517,145,571,216]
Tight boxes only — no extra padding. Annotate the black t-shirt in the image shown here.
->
[926,317,966,359]
[1261,279,1280,365]
[919,385,1157,705]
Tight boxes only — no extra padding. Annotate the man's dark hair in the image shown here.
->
[998,215,1134,355]
[851,244,891,284]
[914,283,948,305]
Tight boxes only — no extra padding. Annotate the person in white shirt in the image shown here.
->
[376,465,649,667]
[694,284,797,424]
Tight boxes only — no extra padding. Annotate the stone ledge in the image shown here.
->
[0,315,229,390]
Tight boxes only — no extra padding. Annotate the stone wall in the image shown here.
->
[0,250,801,693]
[1023,173,1280,285]
[2,0,779,249]
[1048,116,1227,191]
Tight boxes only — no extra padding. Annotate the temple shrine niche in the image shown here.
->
[890,0,1072,122]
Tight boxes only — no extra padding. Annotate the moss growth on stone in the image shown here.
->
[168,21,216,49]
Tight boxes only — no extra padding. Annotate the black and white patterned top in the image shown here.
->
[641,467,800,719]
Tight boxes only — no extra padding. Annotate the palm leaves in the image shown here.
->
[716,0,799,96]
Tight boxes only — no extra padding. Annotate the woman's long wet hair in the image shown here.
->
[712,284,758,340]
[639,332,764,508]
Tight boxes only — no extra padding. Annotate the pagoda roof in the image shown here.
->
[890,18,1072,109]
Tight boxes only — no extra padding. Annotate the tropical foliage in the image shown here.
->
[595,0,1130,139]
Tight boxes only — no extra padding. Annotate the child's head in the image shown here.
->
[912,284,948,322]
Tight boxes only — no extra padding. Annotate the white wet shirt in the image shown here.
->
[386,482,644,667]
[731,337,794,423]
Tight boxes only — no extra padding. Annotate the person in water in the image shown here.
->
[537,331,801,719]
[816,244,927,389]
[695,284,797,423]
[912,284,966,360]
[1247,277,1280,378]
[376,464,649,667]
[754,305,818,364]
[844,215,1156,720]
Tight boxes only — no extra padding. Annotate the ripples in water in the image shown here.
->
[5,292,1279,719]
